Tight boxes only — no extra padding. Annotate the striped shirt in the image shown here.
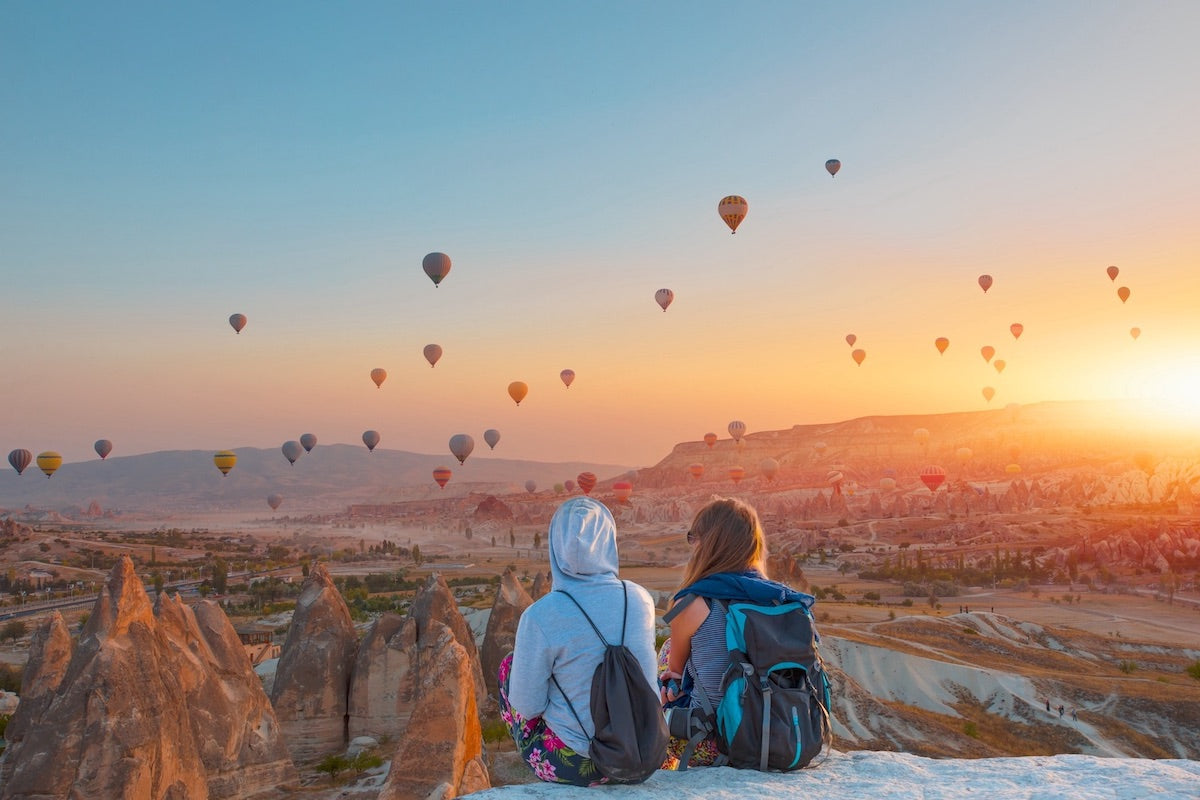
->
[678,595,730,711]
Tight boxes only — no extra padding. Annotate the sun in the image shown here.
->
[1121,355,1200,435]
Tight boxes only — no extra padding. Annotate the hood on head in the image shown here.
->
[548,497,620,589]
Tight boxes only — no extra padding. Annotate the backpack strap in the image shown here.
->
[662,592,701,625]
[548,583,631,740]
[673,598,728,771]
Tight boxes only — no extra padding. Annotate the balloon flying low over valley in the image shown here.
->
[3,3,1200,471]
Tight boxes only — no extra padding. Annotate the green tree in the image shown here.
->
[533,531,541,549]
[212,558,228,594]
[315,753,350,782]
[412,544,423,566]
[152,572,165,596]
[3,620,28,644]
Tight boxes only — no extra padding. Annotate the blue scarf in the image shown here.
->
[674,569,816,610]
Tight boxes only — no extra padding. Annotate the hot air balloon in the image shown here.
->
[919,465,946,491]
[1106,265,1119,282]
[655,288,674,312]
[31,451,60,478]
[282,440,303,465]
[994,359,1006,374]
[759,458,779,481]
[1130,327,1141,340]
[814,441,828,456]
[525,480,538,494]
[934,337,949,355]
[956,447,973,464]
[565,479,576,493]
[553,483,564,494]
[825,159,841,177]
[433,467,452,488]
[1005,463,1022,474]
[851,348,866,366]
[370,368,387,388]
[980,346,995,363]
[728,420,746,443]
[213,450,237,476]
[718,195,748,233]
[449,434,475,465]
[1117,286,1130,303]
[300,433,317,452]
[484,429,501,450]
[94,439,112,460]
[229,313,247,334]
[703,432,718,448]
[688,463,704,480]
[729,466,746,484]
[423,344,443,368]
[880,476,897,491]
[982,386,996,402]
[8,449,32,476]
[1010,323,1023,340]
[576,472,597,495]
[560,369,575,388]
[913,428,930,446]
[267,494,283,510]
[826,470,844,495]
[507,381,528,406]
[612,481,633,502]
[845,333,856,347]
[423,252,451,287]
[362,430,380,452]
[978,275,993,293]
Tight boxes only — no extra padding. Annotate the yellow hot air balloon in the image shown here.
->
[718,195,748,233]
[370,368,387,388]
[36,451,62,479]
[1005,463,1022,474]
[934,337,949,355]
[508,381,528,406]
[213,450,237,476]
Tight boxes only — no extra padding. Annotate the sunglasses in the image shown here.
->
[686,528,698,544]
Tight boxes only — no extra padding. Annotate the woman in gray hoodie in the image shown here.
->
[498,497,658,785]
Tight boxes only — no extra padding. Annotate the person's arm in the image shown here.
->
[507,608,552,719]
[666,595,709,676]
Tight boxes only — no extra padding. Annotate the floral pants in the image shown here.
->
[497,653,609,786]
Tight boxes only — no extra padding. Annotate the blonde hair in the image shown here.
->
[678,497,768,591]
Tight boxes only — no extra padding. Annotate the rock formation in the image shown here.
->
[409,573,490,714]
[480,567,533,697]
[377,619,490,800]
[269,562,358,764]
[0,560,296,800]
[347,612,412,741]
[530,570,551,600]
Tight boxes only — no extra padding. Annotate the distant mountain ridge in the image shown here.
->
[0,445,632,514]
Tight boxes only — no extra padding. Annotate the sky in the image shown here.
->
[4,1,1200,469]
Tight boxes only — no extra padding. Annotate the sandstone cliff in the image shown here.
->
[480,567,532,698]
[409,573,490,715]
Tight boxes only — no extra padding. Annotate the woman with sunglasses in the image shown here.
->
[658,497,815,768]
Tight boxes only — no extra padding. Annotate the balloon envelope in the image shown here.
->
[525,480,538,494]
[1117,286,1130,303]
[362,430,380,452]
[994,359,1006,374]
[919,465,946,491]
[1006,463,1022,474]
[267,494,283,510]
[565,479,576,492]
[703,432,717,448]
[814,441,828,455]
[934,337,949,354]
[718,195,748,233]
[507,381,529,406]
[282,440,303,464]
[1107,265,1119,281]
[449,434,475,465]
[727,420,746,442]
[825,159,841,177]
[913,428,930,446]
[423,344,443,367]
[8,448,32,475]
[484,429,501,449]
[560,369,575,388]
[576,472,597,495]
[228,313,246,334]
[759,458,779,481]
[1130,327,1141,340]
[826,469,844,486]
[845,333,856,347]
[35,451,62,479]
[956,447,973,463]
[1010,323,1023,340]
[729,466,746,484]
[612,481,632,502]
[880,476,897,491]
[433,467,452,488]
[300,433,317,452]
[978,274,993,293]
[370,368,387,388]
[422,252,451,287]
[980,346,995,363]
[94,439,112,460]
[655,288,674,312]
[982,386,996,402]
[851,348,866,365]
[689,463,704,479]
[213,450,237,476]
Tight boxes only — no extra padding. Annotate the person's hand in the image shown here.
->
[659,670,683,703]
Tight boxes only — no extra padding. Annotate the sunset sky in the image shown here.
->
[3,2,1199,469]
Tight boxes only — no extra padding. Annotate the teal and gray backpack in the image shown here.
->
[668,596,832,771]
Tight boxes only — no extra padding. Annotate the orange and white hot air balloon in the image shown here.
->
[508,381,529,406]
[978,274,993,293]
[851,348,866,366]
[728,420,746,443]
[370,368,387,388]
[934,337,949,355]
[718,195,748,233]
[919,465,946,491]
[655,288,674,312]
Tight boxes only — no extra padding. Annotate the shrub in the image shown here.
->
[481,717,510,744]
[863,591,880,601]
[351,750,384,773]
[316,753,350,782]
[1118,660,1137,674]
[963,721,979,738]
[1186,661,1200,681]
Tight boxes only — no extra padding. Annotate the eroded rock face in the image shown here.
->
[480,567,533,698]
[409,573,490,715]
[530,570,551,600]
[377,620,491,800]
[269,562,358,764]
[347,613,412,742]
[0,613,74,788]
